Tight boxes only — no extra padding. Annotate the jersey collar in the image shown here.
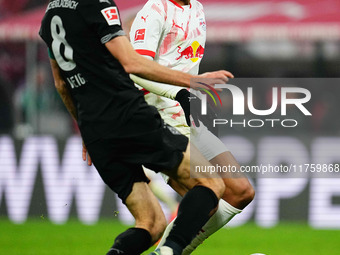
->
[168,0,192,10]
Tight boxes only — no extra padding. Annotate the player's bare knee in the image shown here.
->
[198,178,225,199]
[224,179,255,209]
[176,153,191,179]
[242,179,255,202]
[242,182,255,206]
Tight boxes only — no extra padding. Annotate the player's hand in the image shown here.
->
[191,70,234,91]
[82,141,92,166]
[199,70,234,83]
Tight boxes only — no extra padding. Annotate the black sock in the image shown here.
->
[106,227,152,255]
[164,186,218,255]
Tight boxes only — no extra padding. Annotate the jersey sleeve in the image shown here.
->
[79,0,125,44]
[129,1,165,58]
[130,74,182,100]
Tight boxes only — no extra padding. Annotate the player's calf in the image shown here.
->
[222,177,255,209]
[144,213,168,244]
[129,183,168,244]
[107,182,167,254]
[209,151,255,210]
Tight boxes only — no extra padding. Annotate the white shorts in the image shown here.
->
[191,120,229,160]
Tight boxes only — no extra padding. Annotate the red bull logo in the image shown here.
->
[176,41,204,62]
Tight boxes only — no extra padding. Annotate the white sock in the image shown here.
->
[158,246,174,255]
[182,199,241,254]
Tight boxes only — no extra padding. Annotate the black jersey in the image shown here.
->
[39,0,146,144]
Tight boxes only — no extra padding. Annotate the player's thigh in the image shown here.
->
[192,125,253,200]
[167,178,188,197]
[166,151,240,198]
[164,143,225,198]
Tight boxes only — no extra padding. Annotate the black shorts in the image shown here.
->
[86,105,188,203]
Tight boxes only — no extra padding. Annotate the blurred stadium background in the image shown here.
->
[0,0,340,254]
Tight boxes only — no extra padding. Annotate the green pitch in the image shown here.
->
[0,218,339,255]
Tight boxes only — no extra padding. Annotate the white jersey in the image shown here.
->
[131,0,228,183]
[130,0,206,130]
[130,0,206,74]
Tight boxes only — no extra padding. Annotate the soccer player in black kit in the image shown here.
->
[39,0,231,254]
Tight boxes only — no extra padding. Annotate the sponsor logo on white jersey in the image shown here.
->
[176,41,204,62]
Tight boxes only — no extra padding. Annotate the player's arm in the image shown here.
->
[105,36,230,89]
[105,35,192,87]
[49,54,92,166]
[49,57,77,121]
[130,70,234,100]
[130,70,233,129]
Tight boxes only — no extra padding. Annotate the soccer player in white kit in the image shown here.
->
[129,0,255,254]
